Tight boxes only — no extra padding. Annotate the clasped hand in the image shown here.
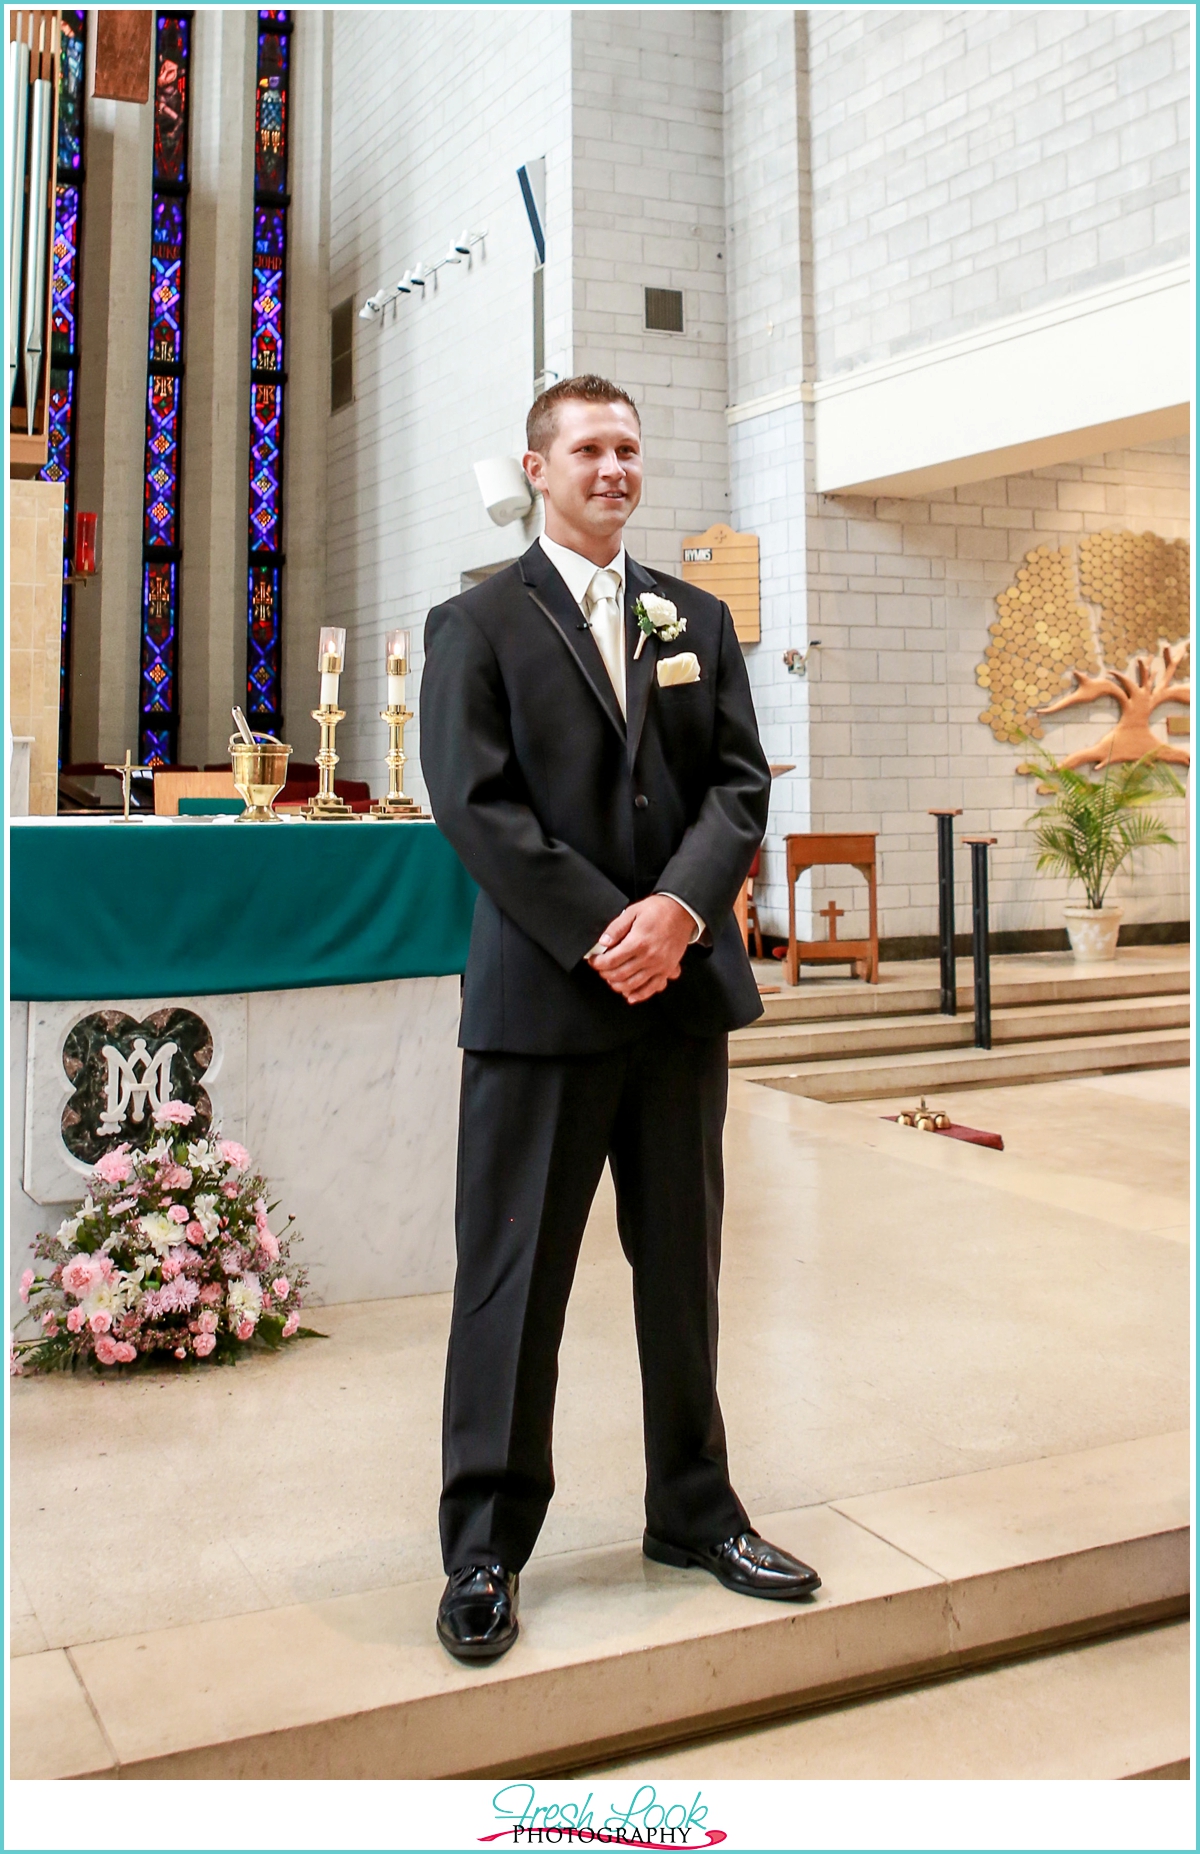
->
[587,894,694,1005]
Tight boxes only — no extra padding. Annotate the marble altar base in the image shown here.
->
[8,976,461,1307]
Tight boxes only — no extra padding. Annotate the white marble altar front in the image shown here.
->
[9,975,461,1307]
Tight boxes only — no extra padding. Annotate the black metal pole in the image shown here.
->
[964,836,995,1050]
[929,808,962,1015]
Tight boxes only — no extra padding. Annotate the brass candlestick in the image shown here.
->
[303,704,359,821]
[370,704,425,819]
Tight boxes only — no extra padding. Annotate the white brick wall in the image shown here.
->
[808,7,1191,377]
[571,10,729,570]
[771,437,1192,946]
[326,9,573,794]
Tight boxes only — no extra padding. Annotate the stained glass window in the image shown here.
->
[245,9,292,735]
[138,12,192,766]
[38,8,87,764]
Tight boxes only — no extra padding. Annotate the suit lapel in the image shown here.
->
[624,555,658,768]
[519,545,626,742]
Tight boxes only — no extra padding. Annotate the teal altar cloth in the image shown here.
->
[11,818,478,1001]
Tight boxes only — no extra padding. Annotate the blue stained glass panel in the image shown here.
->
[245,12,290,734]
[139,12,192,764]
[57,12,86,172]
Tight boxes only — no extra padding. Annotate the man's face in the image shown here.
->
[524,399,643,552]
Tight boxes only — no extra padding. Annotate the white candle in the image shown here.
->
[317,627,346,711]
[386,628,408,710]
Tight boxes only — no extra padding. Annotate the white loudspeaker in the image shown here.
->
[473,456,534,526]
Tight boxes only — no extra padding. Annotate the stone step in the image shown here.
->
[746,1026,1191,1102]
[580,1620,1191,1781]
[731,993,1189,1068]
[753,953,1190,1025]
[9,1431,1187,1780]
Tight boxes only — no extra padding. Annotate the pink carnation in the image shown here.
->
[93,1335,119,1366]
[219,1139,251,1172]
[198,1283,223,1305]
[19,1268,34,1303]
[159,1164,193,1191]
[154,1101,195,1127]
[62,1255,110,1298]
[42,1312,59,1338]
[193,1332,217,1357]
[186,1221,206,1245]
[236,1320,254,1341]
[259,1230,280,1263]
[167,1203,190,1224]
[114,1341,137,1364]
[88,1309,112,1334]
[66,1306,85,1333]
[196,1310,219,1334]
[174,1345,187,1359]
[94,1146,134,1185]
[282,1310,300,1338]
[272,1277,290,1300]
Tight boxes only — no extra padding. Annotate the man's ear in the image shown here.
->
[522,450,546,490]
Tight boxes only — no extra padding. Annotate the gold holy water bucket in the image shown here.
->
[229,733,292,821]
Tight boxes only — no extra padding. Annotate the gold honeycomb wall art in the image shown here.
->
[976,545,1098,744]
[1078,530,1190,671]
[976,530,1190,747]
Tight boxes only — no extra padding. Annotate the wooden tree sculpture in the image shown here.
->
[1036,643,1191,769]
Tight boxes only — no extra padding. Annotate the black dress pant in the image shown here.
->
[440,1024,750,1573]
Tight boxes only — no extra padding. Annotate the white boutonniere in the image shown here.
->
[633,592,686,660]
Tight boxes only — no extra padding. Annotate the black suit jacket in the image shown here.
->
[420,541,770,1054]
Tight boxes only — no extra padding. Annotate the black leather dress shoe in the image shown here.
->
[643,1529,821,1601]
[436,1564,519,1662]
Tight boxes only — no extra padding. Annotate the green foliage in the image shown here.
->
[1024,748,1184,911]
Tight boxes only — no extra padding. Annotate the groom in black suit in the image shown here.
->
[421,375,820,1662]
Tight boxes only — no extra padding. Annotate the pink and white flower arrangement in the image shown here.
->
[12,1103,318,1375]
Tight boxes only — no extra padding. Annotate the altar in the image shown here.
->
[9,818,477,1308]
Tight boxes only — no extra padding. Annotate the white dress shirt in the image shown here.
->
[538,535,705,949]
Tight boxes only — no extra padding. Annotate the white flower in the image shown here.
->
[633,593,686,658]
[227,1274,263,1328]
[186,1139,219,1175]
[56,1214,82,1245]
[137,1212,177,1256]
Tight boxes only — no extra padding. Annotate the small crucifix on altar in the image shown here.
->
[103,750,153,821]
[819,900,845,942]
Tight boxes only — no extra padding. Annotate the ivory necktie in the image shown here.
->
[585,568,626,717]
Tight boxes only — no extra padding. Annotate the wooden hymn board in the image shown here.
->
[680,524,761,644]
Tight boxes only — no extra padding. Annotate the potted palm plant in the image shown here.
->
[1026,751,1185,962]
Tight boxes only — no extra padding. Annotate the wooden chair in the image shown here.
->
[784,832,879,985]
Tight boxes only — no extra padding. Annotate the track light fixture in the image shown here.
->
[358,230,486,320]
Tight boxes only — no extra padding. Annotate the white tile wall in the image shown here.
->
[808,7,1191,377]
[780,437,1192,946]
[326,8,574,795]
[571,10,730,569]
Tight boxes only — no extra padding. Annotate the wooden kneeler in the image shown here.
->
[785,832,880,985]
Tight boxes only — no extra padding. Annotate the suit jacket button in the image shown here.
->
[633,794,649,810]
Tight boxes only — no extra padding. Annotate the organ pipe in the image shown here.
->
[7,32,30,407]
[22,67,52,433]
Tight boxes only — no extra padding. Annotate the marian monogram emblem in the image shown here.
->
[98,1036,179,1135]
[61,1009,213,1165]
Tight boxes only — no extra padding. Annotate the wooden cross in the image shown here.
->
[103,749,153,821]
[819,900,844,942]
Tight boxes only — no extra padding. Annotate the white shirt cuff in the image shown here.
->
[658,892,706,944]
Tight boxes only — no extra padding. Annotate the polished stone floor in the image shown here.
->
[10,1059,1190,1658]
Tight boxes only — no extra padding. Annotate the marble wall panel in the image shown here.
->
[10,978,461,1310]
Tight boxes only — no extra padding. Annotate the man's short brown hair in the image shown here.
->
[526,374,641,455]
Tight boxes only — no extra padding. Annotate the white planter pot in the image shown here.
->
[1063,903,1123,963]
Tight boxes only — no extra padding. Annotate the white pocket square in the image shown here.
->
[656,652,701,687]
